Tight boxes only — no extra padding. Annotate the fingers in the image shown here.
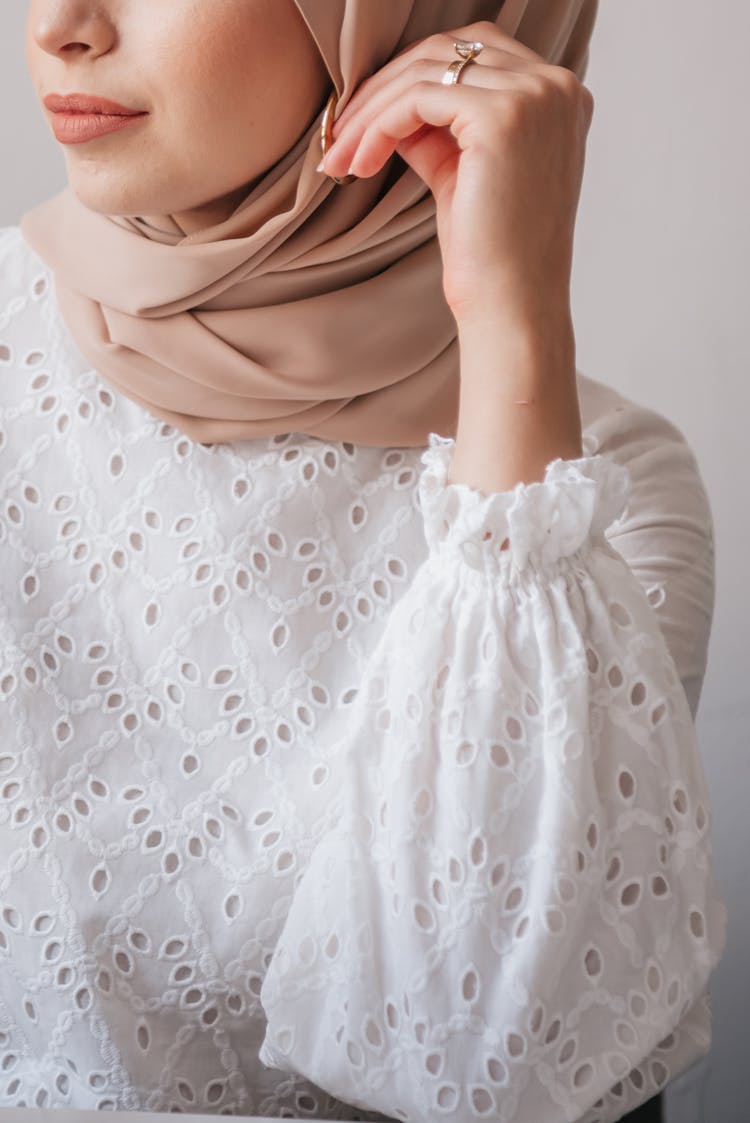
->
[335,38,540,143]
[322,59,586,182]
[343,81,521,181]
[382,19,547,93]
[321,13,591,182]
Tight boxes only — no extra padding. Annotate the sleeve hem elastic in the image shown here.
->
[418,432,632,572]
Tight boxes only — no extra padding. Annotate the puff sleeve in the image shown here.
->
[258,433,727,1123]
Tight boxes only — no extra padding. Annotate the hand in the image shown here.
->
[319,20,594,328]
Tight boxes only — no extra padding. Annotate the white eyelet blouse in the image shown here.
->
[0,226,727,1122]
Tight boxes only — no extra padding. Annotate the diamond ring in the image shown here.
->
[452,39,485,60]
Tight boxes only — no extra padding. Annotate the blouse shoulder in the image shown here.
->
[578,371,715,718]
[0,225,60,389]
[0,224,22,255]
[0,224,50,305]
[579,370,711,518]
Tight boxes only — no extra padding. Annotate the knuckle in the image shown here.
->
[524,73,553,101]
[414,56,435,77]
[538,66,596,125]
[430,30,452,53]
[547,64,584,99]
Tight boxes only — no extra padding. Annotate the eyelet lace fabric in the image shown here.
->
[419,433,632,572]
[0,226,726,1120]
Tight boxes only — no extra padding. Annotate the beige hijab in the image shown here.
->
[21,0,598,447]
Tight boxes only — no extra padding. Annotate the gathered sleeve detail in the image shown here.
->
[258,433,727,1123]
[418,432,632,575]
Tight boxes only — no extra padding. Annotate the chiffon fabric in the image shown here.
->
[20,0,599,446]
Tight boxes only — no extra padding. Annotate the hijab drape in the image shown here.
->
[21,0,598,446]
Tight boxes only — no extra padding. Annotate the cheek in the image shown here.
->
[127,0,321,186]
[151,18,265,143]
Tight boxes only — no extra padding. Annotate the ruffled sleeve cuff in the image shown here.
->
[418,432,632,574]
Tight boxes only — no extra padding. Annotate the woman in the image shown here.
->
[0,0,726,1119]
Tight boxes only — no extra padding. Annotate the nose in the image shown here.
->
[30,2,116,60]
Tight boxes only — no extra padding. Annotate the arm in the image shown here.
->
[584,394,716,721]
[295,19,724,1118]
[447,303,583,492]
[258,427,727,1123]
[449,299,716,723]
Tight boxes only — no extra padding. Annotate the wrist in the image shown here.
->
[448,305,582,493]
[451,272,573,337]
[455,303,576,399]
[455,280,573,324]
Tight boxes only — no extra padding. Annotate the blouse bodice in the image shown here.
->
[0,226,726,1121]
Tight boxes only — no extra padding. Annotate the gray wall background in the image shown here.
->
[1,2,747,1120]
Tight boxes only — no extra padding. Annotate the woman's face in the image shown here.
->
[26,0,330,233]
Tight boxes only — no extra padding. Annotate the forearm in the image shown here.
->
[448,301,583,494]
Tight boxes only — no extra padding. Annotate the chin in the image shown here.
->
[67,181,141,218]
[64,162,173,218]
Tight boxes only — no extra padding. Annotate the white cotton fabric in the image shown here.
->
[0,226,727,1121]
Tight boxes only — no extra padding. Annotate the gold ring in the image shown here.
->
[441,57,477,85]
[320,90,357,185]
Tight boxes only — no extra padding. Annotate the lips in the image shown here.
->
[43,92,146,116]
[43,92,148,145]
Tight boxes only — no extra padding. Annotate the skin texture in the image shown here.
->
[26,0,330,233]
[320,21,593,325]
[27,6,593,490]
[318,19,594,488]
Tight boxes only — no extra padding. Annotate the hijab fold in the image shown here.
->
[21,0,598,446]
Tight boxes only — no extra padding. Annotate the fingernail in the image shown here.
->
[315,159,326,172]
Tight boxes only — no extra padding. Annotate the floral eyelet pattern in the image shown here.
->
[0,226,726,1119]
